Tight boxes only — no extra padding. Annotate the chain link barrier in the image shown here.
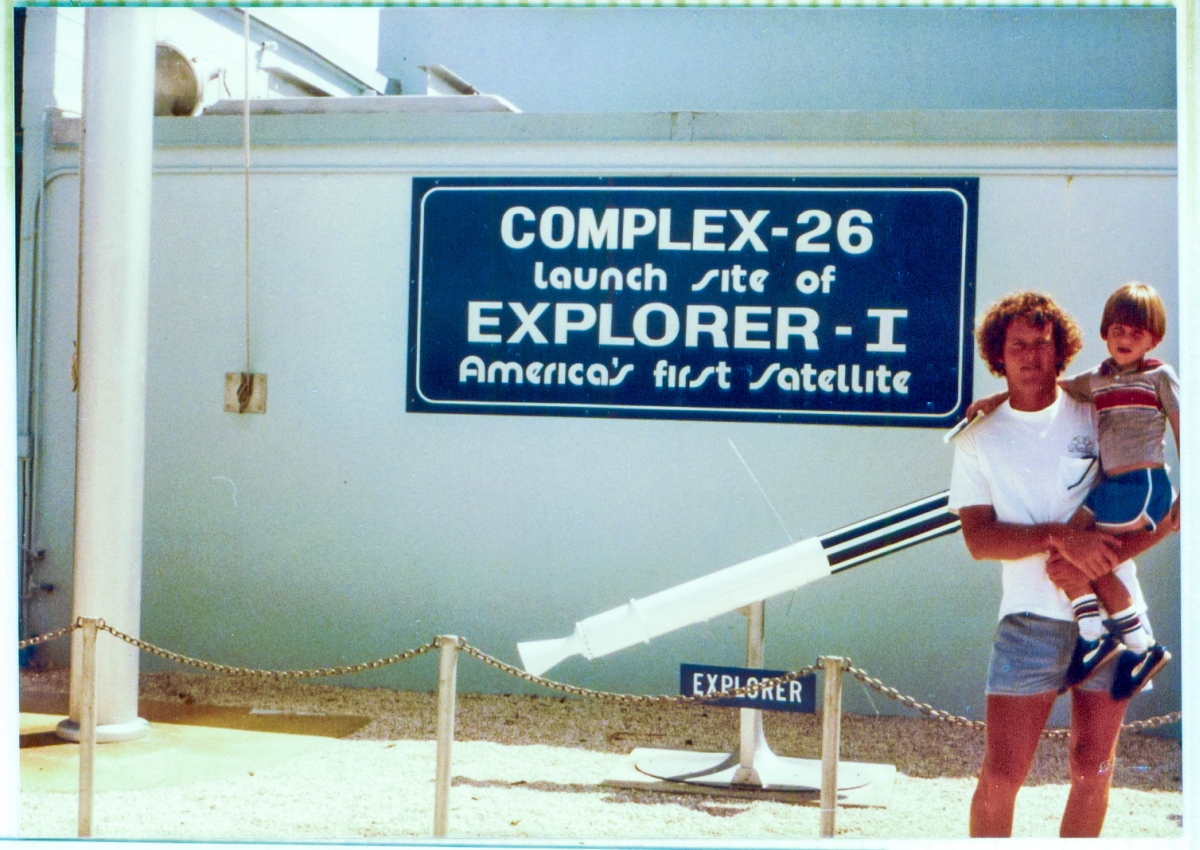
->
[18,621,1181,736]
[458,639,822,704]
[18,618,438,679]
[17,623,76,649]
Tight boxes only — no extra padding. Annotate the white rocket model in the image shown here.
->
[518,492,959,676]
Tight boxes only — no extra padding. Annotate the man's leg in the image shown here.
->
[970,692,1057,837]
[1060,687,1129,837]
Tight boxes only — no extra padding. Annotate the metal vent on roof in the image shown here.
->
[418,65,479,97]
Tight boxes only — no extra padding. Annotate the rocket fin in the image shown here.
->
[517,631,585,677]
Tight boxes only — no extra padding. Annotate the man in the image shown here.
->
[948,291,1175,838]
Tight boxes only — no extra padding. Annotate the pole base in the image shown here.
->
[632,747,879,791]
[56,717,150,743]
[614,747,896,807]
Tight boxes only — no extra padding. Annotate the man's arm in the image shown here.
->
[957,505,1122,576]
[1045,519,1176,587]
[1114,516,1175,563]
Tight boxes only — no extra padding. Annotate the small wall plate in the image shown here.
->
[225,372,267,414]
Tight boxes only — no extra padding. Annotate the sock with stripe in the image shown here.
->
[1110,605,1151,653]
[1071,594,1105,642]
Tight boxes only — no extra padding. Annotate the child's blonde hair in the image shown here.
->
[1101,282,1167,343]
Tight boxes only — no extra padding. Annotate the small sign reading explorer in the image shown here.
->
[680,663,817,713]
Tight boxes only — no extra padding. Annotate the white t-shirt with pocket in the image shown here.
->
[948,389,1146,621]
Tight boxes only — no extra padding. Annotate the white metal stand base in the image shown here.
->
[608,603,896,808]
[56,717,149,743]
[632,746,875,792]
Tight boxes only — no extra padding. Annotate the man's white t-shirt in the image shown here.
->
[948,389,1146,621]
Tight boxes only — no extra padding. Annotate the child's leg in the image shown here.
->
[1054,510,1107,642]
[1080,467,1169,654]
[1092,571,1151,652]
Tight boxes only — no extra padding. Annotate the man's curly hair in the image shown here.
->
[976,292,1083,378]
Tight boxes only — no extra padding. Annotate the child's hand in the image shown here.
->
[1168,497,1181,532]
[965,392,1006,421]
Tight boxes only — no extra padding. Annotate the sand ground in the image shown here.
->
[18,668,1184,841]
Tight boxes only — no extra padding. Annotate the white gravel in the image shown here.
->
[20,738,1183,840]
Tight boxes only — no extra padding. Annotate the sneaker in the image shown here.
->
[1060,632,1122,694]
[1111,643,1171,701]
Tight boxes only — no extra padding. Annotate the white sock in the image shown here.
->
[1111,605,1151,652]
[1071,594,1104,641]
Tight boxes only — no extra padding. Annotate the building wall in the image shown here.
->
[27,112,1179,734]
[376,7,1175,113]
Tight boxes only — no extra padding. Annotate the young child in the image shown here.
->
[967,282,1178,700]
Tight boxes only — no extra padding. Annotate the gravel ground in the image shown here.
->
[19,669,1184,840]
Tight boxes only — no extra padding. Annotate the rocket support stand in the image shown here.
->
[731,601,768,786]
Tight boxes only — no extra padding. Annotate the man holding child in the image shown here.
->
[948,290,1177,838]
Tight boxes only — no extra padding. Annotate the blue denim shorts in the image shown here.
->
[985,612,1149,696]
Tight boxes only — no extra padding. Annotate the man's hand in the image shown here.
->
[1168,496,1181,532]
[1049,526,1121,580]
[1045,552,1090,595]
[965,392,1007,421]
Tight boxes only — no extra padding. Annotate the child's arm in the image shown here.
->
[965,390,1008,420]
[1056,375,1092,403]
[966,376,1089,420]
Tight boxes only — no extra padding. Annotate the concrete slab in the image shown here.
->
[20,703,372,794]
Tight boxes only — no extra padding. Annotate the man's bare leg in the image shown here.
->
[1060,687,1128,837]
[970,692,1057,837]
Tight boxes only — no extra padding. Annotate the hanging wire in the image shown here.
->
[242,8,252,375]
[72,21,90,394]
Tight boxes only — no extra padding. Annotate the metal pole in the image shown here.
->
[819,656,845,838]
[733,601,765,786]
[78,619,99,837]
[1176,0,1198,684]
[433,635,459,837]
[60,7,155,744]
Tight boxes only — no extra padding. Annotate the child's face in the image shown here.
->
[1104,323,1159,367]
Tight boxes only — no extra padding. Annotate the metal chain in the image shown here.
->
[17,623,76,649]
[15,622,1184,735]
[459,640,821,704]
[91,619,437,679]
[846,662,1182,739]
[846,662,988,732]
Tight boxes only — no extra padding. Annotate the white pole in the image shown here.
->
[78,619,98,837]
[58,8,156,744]
[434,635,459,837]
[733,601,765,786]
[1176,5,1198,833]
[819,657,845,839]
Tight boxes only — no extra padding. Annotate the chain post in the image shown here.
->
[77,617,100,838]
[433,635,459,838]
[819,656,846,839]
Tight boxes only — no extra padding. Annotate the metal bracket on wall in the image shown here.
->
[224,372,267,414]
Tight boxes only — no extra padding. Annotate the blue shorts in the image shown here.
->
[985,613,1152,696]
[1084,467,1174,532]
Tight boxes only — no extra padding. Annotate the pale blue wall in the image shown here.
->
[378,8,1175,112]
[22,8,1181,740]
[28,112,1179,738]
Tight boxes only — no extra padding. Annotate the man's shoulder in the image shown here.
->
[965,394,1095,442]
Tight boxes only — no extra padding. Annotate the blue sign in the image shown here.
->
[408,177,977,426]
[680,663,817,713]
